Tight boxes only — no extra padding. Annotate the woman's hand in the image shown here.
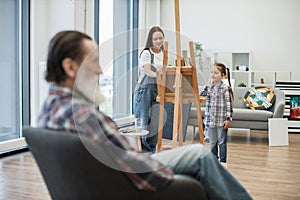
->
[144,64,157,77]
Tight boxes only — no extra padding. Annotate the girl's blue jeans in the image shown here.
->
[133,83,158,153]
[208,126,228,162]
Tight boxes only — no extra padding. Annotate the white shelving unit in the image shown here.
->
[251,71,277,88]
[213,51,252,87]
[251,71,291,88]
[212,51,291,88]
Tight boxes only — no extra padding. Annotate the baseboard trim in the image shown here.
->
[0,137,28,155]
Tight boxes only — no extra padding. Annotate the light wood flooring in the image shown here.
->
[0,128,300,200]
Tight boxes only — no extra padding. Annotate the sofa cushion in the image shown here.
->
[189,107,205,118]
[232,88,248,108]
[244,87,276,110]
[233,108,273,121]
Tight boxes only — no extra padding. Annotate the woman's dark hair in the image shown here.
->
[140,26,165,57]
[214,62,234,100]
[45,30,92,83]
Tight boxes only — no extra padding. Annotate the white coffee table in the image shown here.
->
[120,130,149,152]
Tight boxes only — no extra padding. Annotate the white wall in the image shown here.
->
[138,0,161,52]
[160,0,300,81]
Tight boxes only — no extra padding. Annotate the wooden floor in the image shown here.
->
[1,129,300,200]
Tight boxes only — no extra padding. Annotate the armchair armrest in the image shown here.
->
[272,89,286,118]
[272,101,285,118]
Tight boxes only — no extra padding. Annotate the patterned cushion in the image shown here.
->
[244,87,276,110]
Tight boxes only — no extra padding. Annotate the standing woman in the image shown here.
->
[200,62,234,168]
[133,26,165,153]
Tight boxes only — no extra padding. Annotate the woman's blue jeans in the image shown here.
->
[208,126,228,163]
[133,83,158,153]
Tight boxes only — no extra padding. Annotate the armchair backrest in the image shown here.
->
[23,127,206,200]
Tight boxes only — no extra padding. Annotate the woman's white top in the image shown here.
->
[137,49,163,84]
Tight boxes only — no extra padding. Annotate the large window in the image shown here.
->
[0,0,138,152]
[0,0,28,150]
[98,0,138,119]
[0,0,30,153]
[98,0,114,115]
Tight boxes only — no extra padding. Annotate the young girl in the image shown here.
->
[133,26,164,153]
[201,62,234,168]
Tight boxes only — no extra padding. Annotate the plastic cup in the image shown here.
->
[135,118,143,132]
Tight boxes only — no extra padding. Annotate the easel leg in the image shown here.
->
[172,101,179,147]
[156,101,165,152]
[178,103,183,146]
[196,102,204,144]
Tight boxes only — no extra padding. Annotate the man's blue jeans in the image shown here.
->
[208,126,228,162]
[133,83,158,153]
[151,144,252,200]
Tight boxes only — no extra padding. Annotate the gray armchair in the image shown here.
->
[23,127,207,200]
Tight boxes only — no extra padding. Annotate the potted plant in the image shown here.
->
[194,42,203,71]
[237,82,246,87]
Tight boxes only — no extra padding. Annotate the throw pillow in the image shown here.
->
[244,87,276,110]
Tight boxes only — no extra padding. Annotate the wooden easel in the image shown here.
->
[156,0,204,152]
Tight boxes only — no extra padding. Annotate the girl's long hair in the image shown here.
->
[214,62,234,100]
